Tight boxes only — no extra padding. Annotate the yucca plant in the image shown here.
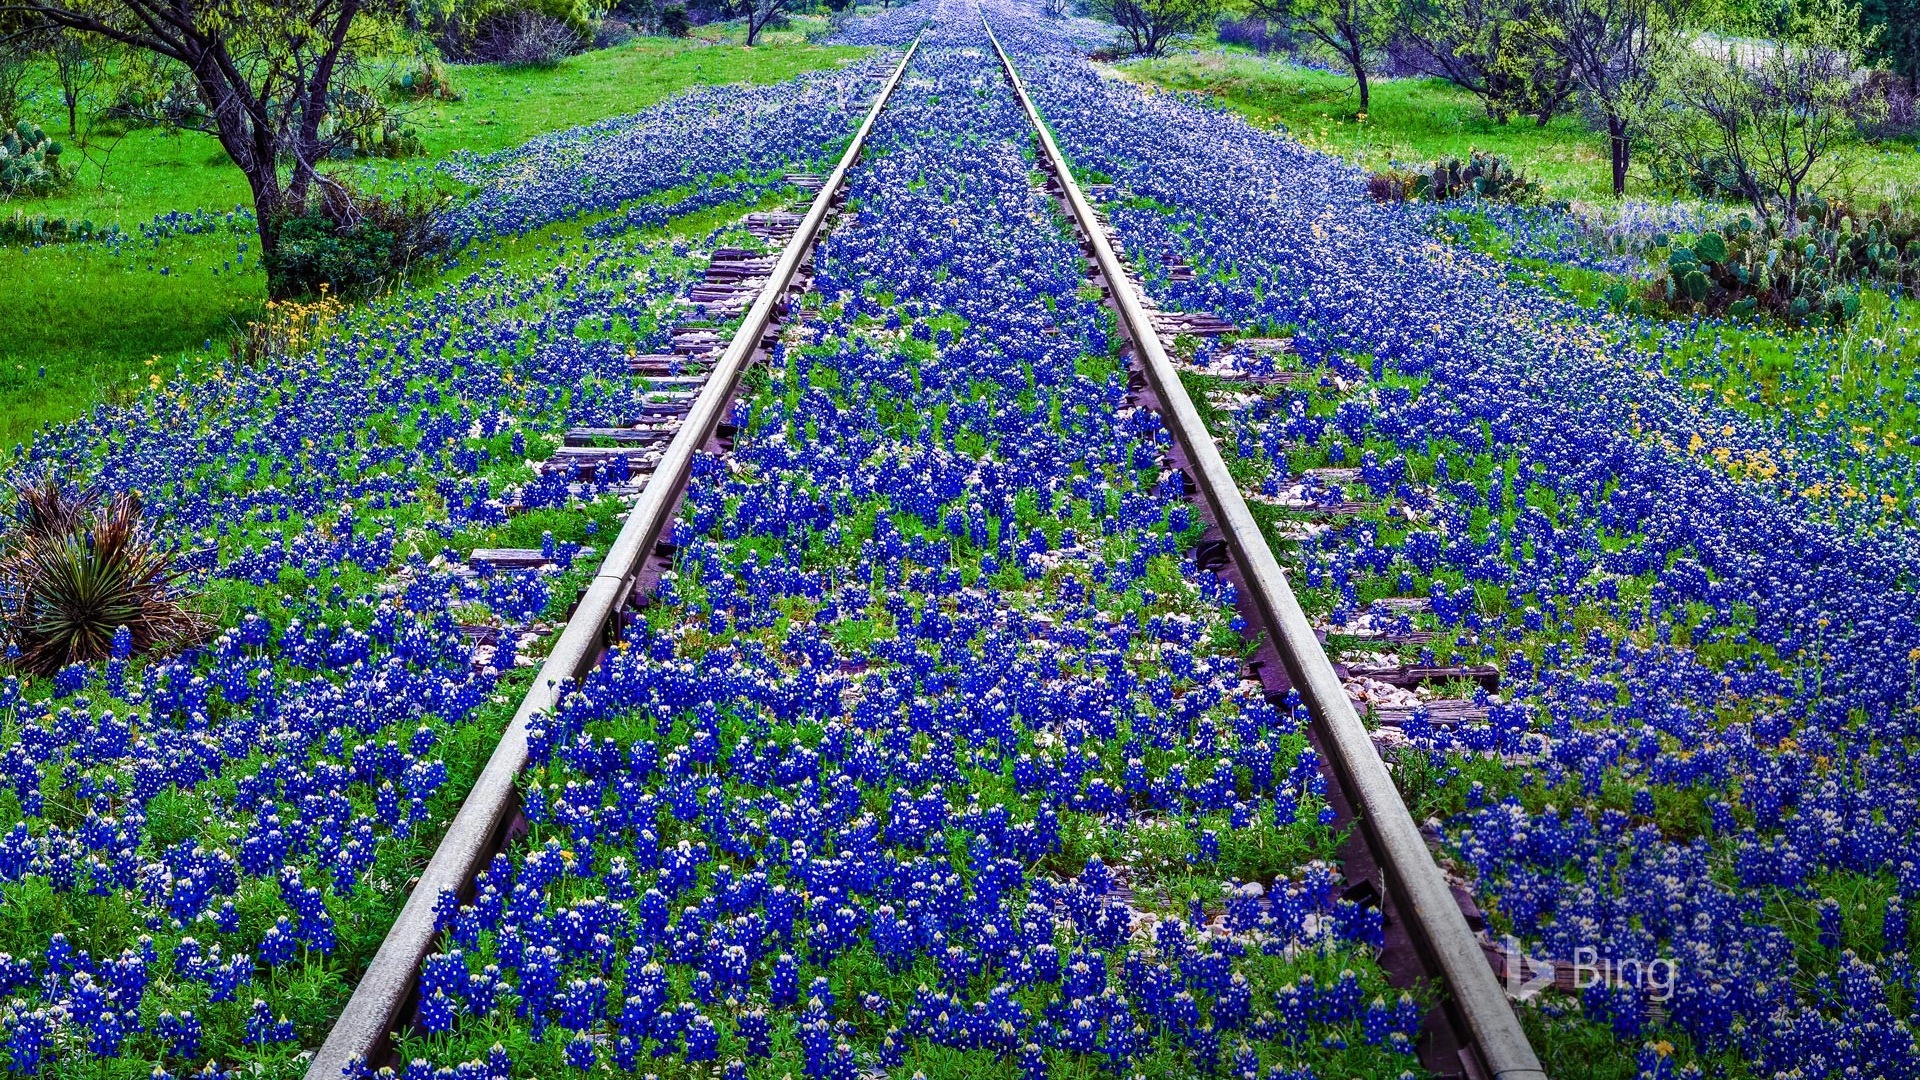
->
[10,475,99,542]
[0,479,208,676]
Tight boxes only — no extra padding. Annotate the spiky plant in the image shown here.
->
[0,481,208,676]
[10,475,99,542]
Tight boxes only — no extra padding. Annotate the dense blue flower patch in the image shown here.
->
[0,55,893,1074]
[438,59,894,248]
[1409,198,1730,279]
[974,2,1920,1070]
[389,21,1422,1080]
[11,0,1914,1072]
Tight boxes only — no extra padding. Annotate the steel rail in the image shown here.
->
[302,36,922,1080]
[979,19,1545,1080]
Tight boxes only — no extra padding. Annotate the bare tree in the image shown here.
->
[1252,0,1401,112]
[737,0,794,44]
[1533,0,1691,195]
[1645,0,1880,228]
[45,27,106,138]
[3,0,387,293]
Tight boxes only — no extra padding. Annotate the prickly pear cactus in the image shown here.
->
[1646,211,1883,327]
[0,120,70,199]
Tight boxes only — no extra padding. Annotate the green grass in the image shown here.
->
[1117,48,1920,207]
[0,35,867,447]
[1432,200,1920,512]
[0,190,807,1079]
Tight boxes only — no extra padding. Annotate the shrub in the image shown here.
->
[0,479,208,676]
[1367,150,1538,204]
[391,57,462,101]
[0,210,119,244]
[1367,168,1422,202]
[99,73,209,132]
[319,85,426,159]
[473,10,583,65]
[1423,151,1539,202]
[1858,69,1919,140]
[661,4,692,34]
[1646,149,1745,202]
[438,0,597,63]
[1636,202,1920,326]
[263,182,449,298]
[1215,16,1294,52]
[0,120,69,199]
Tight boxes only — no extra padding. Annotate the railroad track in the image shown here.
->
[979,19,1543,1080]
[302,38,922,1080]
[307,20,1544,1080]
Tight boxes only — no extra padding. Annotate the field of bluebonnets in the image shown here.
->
[0,56,899,1078]
[2,0,1919,1077]
[970,10,1920,1079]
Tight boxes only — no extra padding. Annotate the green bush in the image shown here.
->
[320,86,426,159]
[1637,201,1920,326]
[438,0,601,62]
[1646,148,1745,202]
[263,184,449,298]
[1366,150,1540,204]
[0,210,121,244]
[391,57,462,101]
[99,73,210,133]
[0,120,70,199]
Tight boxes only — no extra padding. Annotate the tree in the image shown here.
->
[1859,0,1919,92]
[736,0,791,44]
[1398,0,1574,122]
[44,28,106,139]
[1091,0,1227,56]
[1645,0,1880,228]
[0,12,40,126]
[1252,0,1401,112]
[1534,0,1691,195]
[5,0,389,292]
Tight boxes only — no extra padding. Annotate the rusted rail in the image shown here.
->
[979,17,1545,1080]
[302,37,922,1080]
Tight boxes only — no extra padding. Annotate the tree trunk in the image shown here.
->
[188,61,293,294]
[253,180,289,297]
[1486,69,1512,123]
[1606,112,1628,196]
[1354,56,1370,114]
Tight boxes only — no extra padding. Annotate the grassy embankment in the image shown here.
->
[1120,47,1920,206]
[0,35,865,445]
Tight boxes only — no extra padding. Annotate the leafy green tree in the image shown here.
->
[1091,0,1228,56]
[1251,0,1402,113]
[1534,0,1693,195]
[1400,0,1573,122]
[1645,0,1881,227]
[3,0,394,293]
[1859,0,1918,91]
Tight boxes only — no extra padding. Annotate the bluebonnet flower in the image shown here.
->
[374,16,1431,1080]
